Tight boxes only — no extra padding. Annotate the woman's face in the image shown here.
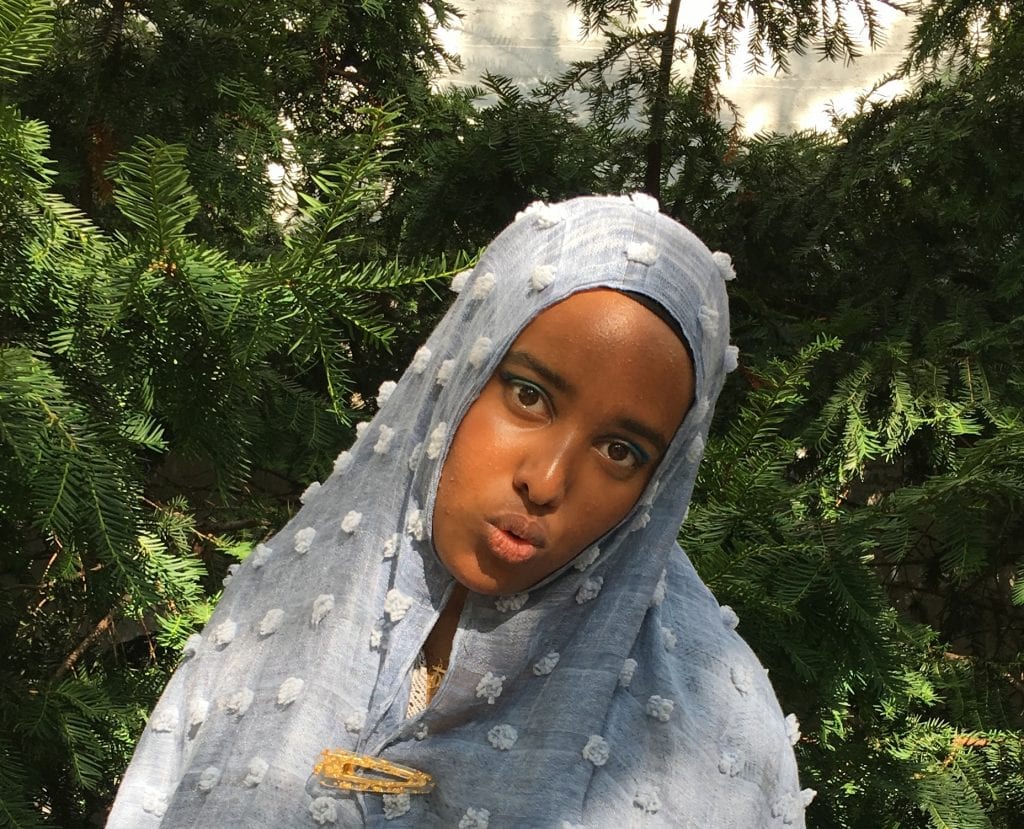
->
[432,289,694,595]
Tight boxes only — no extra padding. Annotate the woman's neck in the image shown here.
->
[423,583,468,671]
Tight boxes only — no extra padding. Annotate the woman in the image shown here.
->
[108,194,813,827]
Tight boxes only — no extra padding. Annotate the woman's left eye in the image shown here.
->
[514,383,543,410]
[498,371,550,416]
[598,439,647,470]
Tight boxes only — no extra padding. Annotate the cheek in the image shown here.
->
[437,401,497,493]
[576,474,649,539]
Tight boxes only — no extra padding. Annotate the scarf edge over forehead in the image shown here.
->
[106,193,813,829]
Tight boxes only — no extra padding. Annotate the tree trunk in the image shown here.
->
[643,0,682,203]
[82,0,127,212]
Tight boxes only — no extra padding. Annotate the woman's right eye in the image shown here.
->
[498,371,549,416]
[515,383,542,408]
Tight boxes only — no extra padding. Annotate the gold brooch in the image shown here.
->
[313,749,435,795]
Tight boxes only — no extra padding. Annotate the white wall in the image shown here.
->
[439,1,914,135]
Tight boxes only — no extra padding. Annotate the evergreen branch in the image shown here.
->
[0,0,52,81]
[717,335,840,477]
[283,106,403,286]
[110,138,199,256]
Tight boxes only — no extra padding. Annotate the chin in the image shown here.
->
[454,572,516,597]
[447,561,530,597]
[436,541,527,597]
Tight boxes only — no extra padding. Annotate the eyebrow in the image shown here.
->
[616,417,668,457]
[504,350,575,395]
[503,350,670,456]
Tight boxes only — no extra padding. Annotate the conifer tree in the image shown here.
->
[682,7,1024,825]
[0,1,464,824]
[2,0,1023,825]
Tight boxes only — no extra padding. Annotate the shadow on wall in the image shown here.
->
[722,12,915,134]
[448,5,585,86]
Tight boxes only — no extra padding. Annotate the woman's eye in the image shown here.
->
[515,384,542,409]
[607,442,632,462]
[499,371,549,416]
[599,440,647,470]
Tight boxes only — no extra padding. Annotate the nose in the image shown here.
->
[513,432,575,509]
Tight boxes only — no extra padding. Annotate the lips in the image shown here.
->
[486,513,549,564]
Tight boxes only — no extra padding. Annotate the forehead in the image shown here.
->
[513,288,686,357]
[505,289,693,418]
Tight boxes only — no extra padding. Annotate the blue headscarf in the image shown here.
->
[107,194,812,828]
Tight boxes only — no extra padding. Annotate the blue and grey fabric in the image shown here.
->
[107,194,813,828]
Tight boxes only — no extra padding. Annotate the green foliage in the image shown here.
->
[0,2,463,823]
[0,0,50,81]
[110,138,200,253]
[384,74,604,256]
[11,0,460,249]
[686,337,1024,827]
[670,11,1024,825]
[902,0,1023,75]
[570,0,887,69]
